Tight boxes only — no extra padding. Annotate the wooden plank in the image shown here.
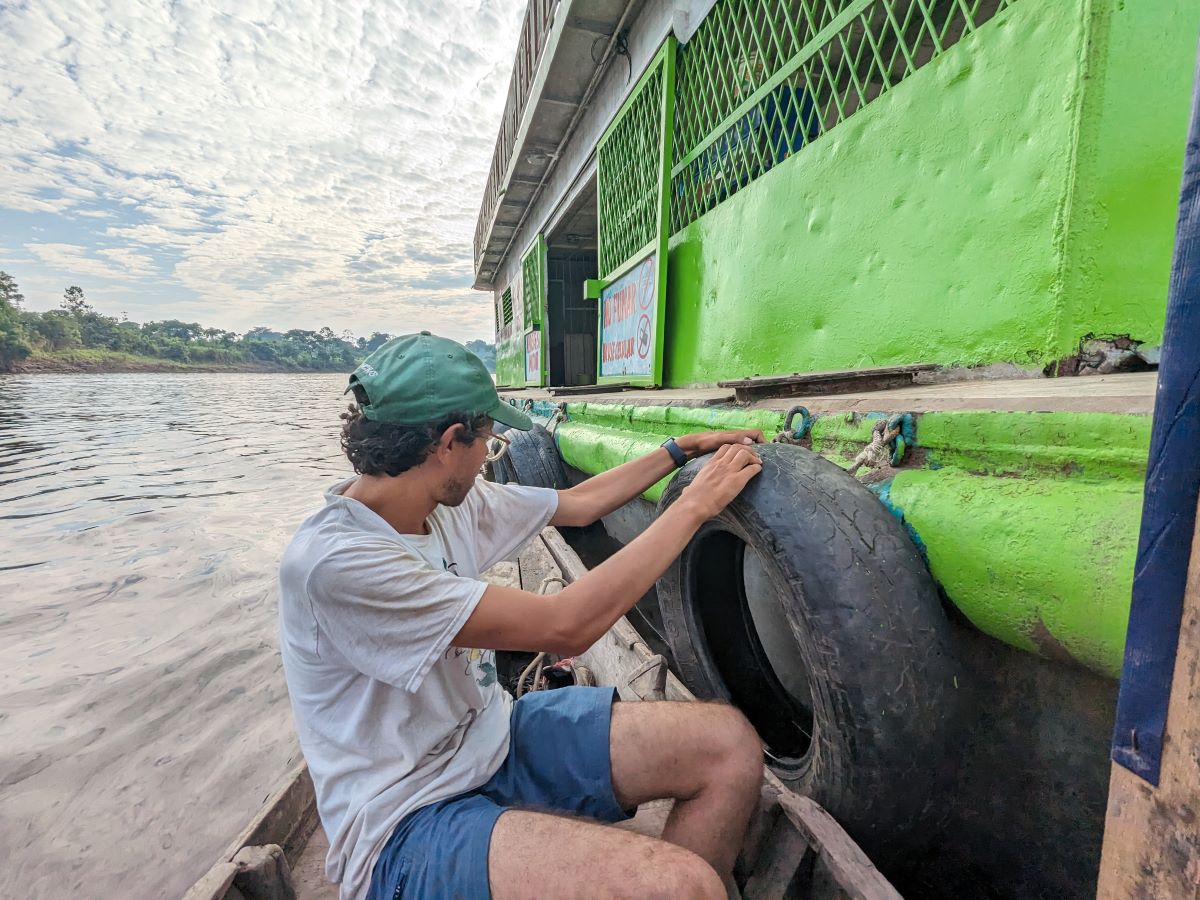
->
[773,789,903,900]
[741,815,812,899]
[483,559,521,589]
[718,364,938,401]
[293,828,339,900]
[516,536,563,593]
[221,764,319,866]
[548,382,632,396]
[1097,496,1200,898]
[180,862,238,900]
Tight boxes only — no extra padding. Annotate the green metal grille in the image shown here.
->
[597,63,666,278]
[671,0,1015,232]
[521,236,545,326]
[501,286,514,326]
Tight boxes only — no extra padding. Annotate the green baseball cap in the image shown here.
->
[347,331,533,430]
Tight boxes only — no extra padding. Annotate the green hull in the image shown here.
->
[512,398,1148,678]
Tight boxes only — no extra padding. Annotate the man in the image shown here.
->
[279,332,766,900]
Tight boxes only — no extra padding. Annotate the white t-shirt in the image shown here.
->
[277,476,559,900]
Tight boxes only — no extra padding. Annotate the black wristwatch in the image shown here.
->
[661,437,688,468]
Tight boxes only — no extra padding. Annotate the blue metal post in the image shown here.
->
[1111,47,1200,784]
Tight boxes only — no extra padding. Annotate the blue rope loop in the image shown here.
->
[781,405,813,440]
[884,413,915,465]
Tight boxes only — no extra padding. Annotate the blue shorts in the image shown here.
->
[368,686,631,900]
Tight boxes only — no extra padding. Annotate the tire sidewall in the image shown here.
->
[658,444,961,853]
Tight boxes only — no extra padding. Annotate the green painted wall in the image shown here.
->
[661,0,1193,387]
[887,469,1140,678]
[1055,0,1199,349]
[553,402,1150,676]
[496,325,523,387]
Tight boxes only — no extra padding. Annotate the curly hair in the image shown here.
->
[340,388,489,477]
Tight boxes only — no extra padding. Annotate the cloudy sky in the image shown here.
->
[0,0,524,343]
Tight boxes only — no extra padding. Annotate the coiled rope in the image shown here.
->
[516,575,568,697]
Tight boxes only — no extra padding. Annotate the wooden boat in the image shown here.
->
[184,527,900,900]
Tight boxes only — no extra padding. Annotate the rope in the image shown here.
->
[486,436,511,464]
[516,653,545,698]
[847,413,915,476]
[516,575,569,697]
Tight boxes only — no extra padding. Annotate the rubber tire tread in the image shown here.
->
[656,444,962,859]
[490,424,568,491]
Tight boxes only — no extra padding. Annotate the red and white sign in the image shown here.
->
[600,253,656,378]
[524,329,541,384]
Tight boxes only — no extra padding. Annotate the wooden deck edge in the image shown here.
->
[220,762,320,865]
[186,763,321,900]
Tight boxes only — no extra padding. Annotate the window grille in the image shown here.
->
[597,61,669,278]
[521,235,546,326]
[671,0,1015,232]
[501,287,514,326]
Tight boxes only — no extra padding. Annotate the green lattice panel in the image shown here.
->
[597,63,666,278]
[671,0,1016,232]
[521,235,545,326]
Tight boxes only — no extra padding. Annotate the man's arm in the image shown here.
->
[549,428,764,528]
[454,442,763,655]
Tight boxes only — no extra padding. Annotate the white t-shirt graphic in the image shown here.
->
[278,476,559,900]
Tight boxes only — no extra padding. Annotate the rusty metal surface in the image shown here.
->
[719,364,940,401]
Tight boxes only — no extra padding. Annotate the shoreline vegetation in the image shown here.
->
[0,272,496,375]
[12,348,332,374]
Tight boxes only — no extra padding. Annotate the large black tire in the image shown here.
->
[657,444,962,858]
[487,424,569,490]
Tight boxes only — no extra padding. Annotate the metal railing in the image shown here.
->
[474,0,560,273]
[597,60,669,277]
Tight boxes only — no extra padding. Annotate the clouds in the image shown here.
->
[0,0,524,340]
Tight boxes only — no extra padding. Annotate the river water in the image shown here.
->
[0,373,353,899]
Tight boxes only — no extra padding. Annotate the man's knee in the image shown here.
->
[657,847,726,900]
[706,704,763,786]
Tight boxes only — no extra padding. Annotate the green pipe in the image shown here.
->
[887,469,1141,678]
[553,403,1148,677]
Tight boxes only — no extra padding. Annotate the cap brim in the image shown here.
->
[488,399,534,431]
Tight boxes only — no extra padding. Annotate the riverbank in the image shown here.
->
[9,350,342,375]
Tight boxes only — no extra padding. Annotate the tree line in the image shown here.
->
[0,271,496,373]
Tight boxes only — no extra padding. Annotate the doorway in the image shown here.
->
[544,177,598,387]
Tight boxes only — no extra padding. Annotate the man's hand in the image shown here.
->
[678,442,763,521]
[676,429,765,458]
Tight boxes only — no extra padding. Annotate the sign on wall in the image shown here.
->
[525,329,541,384]
[599,252,657,379]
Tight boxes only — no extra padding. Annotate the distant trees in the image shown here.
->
[0,271,31,370]
[357,332,392,354]
[464,339,496,373]
[0,270,496,373]
[62,285,89,315]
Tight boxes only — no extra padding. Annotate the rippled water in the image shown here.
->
[0,373,353,899]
